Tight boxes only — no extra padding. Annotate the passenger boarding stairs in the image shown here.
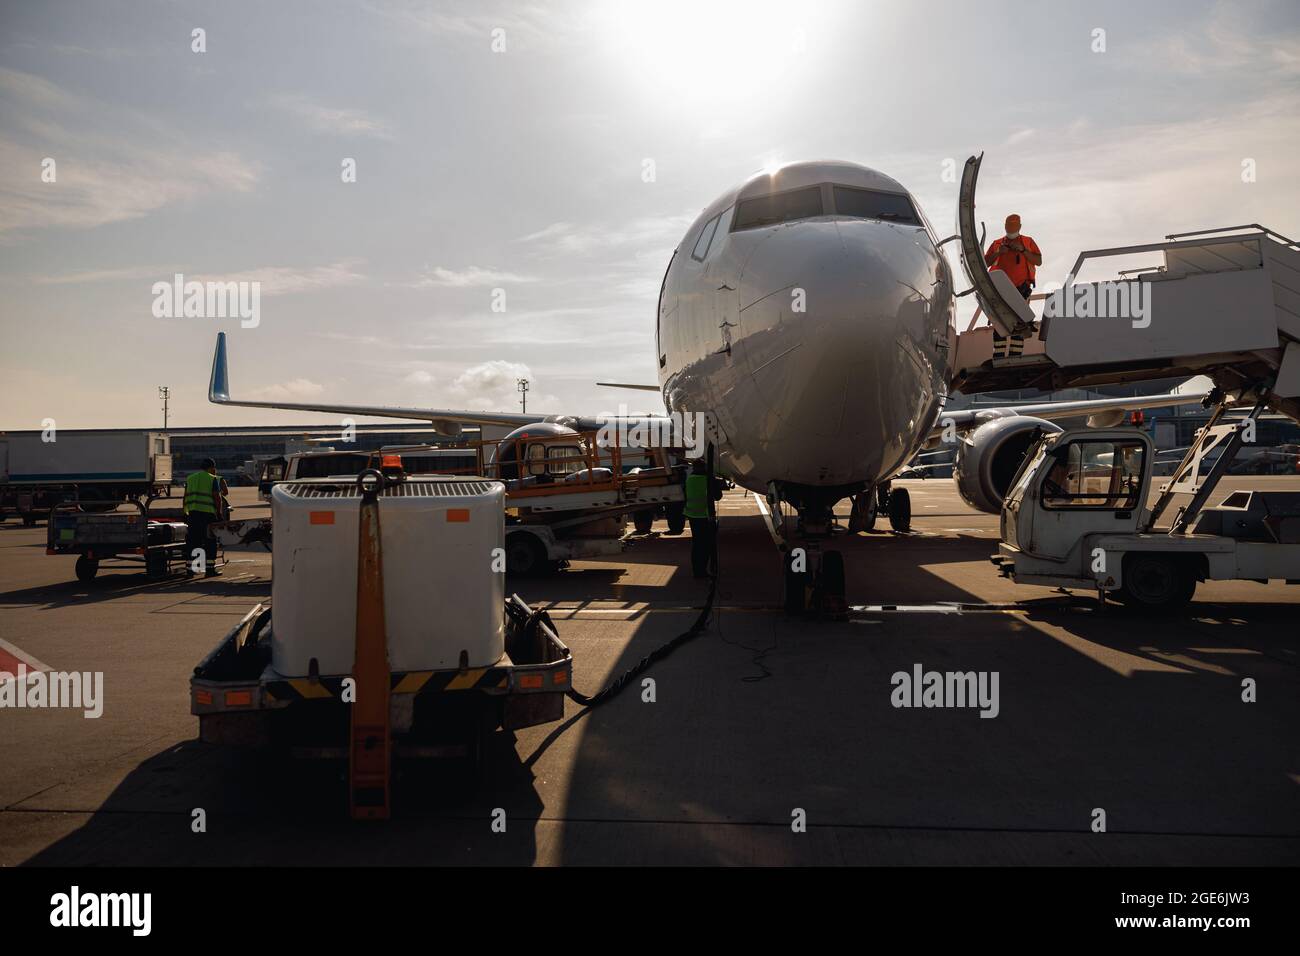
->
[952,222,1300,425]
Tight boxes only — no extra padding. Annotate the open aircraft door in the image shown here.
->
[955,153,1036,337]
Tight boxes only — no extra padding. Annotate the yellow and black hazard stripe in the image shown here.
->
[264,667,508,704]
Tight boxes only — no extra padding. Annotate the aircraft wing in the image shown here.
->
[597,382,662,393]
[208,333,550,435]
[928,390,1206,441]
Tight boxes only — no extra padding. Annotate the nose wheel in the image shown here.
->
[782,546,846,619]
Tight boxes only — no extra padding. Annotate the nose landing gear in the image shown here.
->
[782,544,847,619]
[765,483,849,619]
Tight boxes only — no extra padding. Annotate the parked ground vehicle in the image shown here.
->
[47,496,218,582]
[1,430,172,525]
[992,397,1300,609]
[251,435,689,574]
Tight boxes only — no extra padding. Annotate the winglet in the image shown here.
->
[209,332,230,403]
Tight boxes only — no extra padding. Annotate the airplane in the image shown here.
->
[208,156,1201,601]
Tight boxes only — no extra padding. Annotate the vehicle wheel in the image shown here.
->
[75,556,99,582]
[633,510,654,535]
[505,533,548,576]
[888,487,911,532]
[145,551,168,579]
[1119,554,1195,610]
[783,552,808,614]
[459,699,490,787]
[848,492,876,532]
[664,504,686,535]
[817,549,847,618]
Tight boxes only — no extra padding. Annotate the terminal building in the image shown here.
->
[6,378,1298,487]
[165,424,501,481]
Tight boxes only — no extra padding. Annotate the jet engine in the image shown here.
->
[954,415,1062,513]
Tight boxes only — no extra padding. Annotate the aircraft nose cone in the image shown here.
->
[735,220,949,457]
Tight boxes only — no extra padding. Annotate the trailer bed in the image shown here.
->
[192,595,572,750]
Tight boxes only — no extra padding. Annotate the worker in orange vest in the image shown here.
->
[985,214,1042,358]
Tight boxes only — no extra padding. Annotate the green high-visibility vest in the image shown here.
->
[683,473,710,519]
[184,470,219,515]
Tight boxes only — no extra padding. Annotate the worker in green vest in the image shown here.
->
[184,458,224,578]
[684,459,718,579]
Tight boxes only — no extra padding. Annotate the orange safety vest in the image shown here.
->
[986,234,1040,288]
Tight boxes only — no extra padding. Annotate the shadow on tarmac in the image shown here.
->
[11,499,1300,866]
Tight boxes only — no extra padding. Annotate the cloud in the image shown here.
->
[249,378,326,401]
[320,331,385,347]
[0,68,260,235]
[361,1,579,43]
[403,369,435,386]
[1139,8,1300,78]
[412,265,535,287]
[447,359,550,408]
[0,66,80,111]
[265,93,394,139]
[191,259,367,296]
[514,213,695,257]
[31,266,173,285]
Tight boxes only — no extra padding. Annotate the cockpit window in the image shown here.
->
[731,185,824,232]
[831,185,920,225]
[691,213,721,261]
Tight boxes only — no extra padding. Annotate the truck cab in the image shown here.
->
[1002,428,1152,570]
[995,413,1300,609]
[997,427,1185,603]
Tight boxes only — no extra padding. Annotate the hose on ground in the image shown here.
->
[512,520,719,708]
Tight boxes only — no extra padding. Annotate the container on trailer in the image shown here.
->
[0,431,171,486]
[269,477,506,677]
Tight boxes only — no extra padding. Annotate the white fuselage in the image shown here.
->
[656,161,957,498]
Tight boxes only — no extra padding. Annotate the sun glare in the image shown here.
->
[593,0,810,112]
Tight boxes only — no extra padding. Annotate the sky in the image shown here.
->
[1,0,1298,430]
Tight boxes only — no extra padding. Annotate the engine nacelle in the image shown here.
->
[1086,409,1125,428]
[954,415,1062,514]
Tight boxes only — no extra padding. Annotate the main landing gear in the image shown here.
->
[849,482,911,534]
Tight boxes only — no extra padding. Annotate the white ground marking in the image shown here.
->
[0,637,52,686]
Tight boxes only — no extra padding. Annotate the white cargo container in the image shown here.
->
[270,477,506,677]
[0,430,171,486]
[0,430,172,524]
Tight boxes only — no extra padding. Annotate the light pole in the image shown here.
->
[517,377,529,415]
[158,386,170,430]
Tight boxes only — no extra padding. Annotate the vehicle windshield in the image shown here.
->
[1042,440,1146,509]
[1006,436,1052,507]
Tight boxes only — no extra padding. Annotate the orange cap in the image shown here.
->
[1005,213,1021,229]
